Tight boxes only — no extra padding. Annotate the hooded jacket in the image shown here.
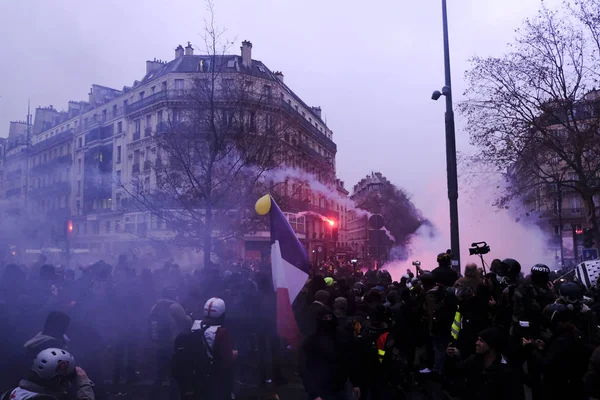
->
[3,373,94,400]
[149,299,192,344]
[24,333,67,361]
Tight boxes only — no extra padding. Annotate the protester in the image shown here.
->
[1,250,600,400]
[2,348,94,400]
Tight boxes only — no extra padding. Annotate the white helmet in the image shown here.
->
[32,348,76,381]
[203,297,226,319]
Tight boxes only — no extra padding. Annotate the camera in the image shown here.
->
[469,241,490,256]
[412,260,421,267]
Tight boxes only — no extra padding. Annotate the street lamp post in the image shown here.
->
[432,0,461,273]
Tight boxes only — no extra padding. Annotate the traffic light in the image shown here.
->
[583,229,595,249]
[65,219,73,240]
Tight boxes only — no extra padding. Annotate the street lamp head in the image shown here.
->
[442,86,451,96]
[431,90,442,101]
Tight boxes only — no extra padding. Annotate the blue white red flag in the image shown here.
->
[256,195,310,347]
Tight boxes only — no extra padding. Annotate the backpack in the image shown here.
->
[149,302,173,345]
[171,324,215,394]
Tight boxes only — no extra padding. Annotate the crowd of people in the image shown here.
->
[0,251,599,400]
[295,252,600,400]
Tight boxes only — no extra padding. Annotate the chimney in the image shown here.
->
[274,71,284,83]
[241,40,252,68]
[146,58,163,75]
[185,42,194,56]
[175,44,184,58]
[311,106,322,119]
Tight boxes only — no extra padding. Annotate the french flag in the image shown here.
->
[256,195,310,348]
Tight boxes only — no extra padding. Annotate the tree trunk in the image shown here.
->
[204,206,213,268]
[583,194,600,248]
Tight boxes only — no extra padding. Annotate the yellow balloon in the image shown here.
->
[255,194,271,215]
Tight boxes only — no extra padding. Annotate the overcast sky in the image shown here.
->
[0,0,563,263]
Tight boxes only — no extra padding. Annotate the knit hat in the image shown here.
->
[478,328,505,352]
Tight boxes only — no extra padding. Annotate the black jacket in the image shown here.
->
[300,325,360,399]
[431,266,458,288]
[445,354,523,400]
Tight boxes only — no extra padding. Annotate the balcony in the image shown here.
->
[30,129,74,153]
[133,131,141,141]
[29,181,71,196]
[124,91,174,116]
[540,207,585,219]
[30,154,73,174]
[85,125,114,145]
[5,187,22,198]
[300,143,329,165]
[280,100,337,152]
[132,163,140,174]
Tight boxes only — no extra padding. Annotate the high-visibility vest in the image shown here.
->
[450,306,462,340]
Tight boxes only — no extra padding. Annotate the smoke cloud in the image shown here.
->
[383,170,555,280]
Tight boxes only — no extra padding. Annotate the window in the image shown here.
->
[263,85,272,97]
[266,114,274,131]
[139,91,145,100]
[76,200,81,215]
[161,81,167,91]
[105,221,111,233]
[223,109,234,126]
[115,221,121,231]
[571,197,582,213]
[123,100,128,107]
[102,109,107,122]
[144,177,150,186]
[146,115,152,128]
[78,138,82,148]
[92,221,99,234]
[175,79,184,95]
[134,119,141,132]
[116,170,121,182]
[77,180,81,195]
[112,105,118,118]
[151,86,156,94]
[78,158,82,173]
[117,121,122,133]
[116,146,122,163]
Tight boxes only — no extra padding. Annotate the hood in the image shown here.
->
[156,298,176,307]
[24,332,61,350]
[17,379,62,399]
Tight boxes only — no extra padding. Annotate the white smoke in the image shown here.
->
[382,168,555,280]
[264,165,371,217]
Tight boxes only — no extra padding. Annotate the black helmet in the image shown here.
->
[558,282,584,304]
[498,258,521,280]
[543,302,571,327]
[531,264,550,283]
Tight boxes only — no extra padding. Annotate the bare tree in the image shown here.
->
[121,4,290,266]
[461,0,600,244]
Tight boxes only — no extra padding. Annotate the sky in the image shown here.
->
[0,0,563,270]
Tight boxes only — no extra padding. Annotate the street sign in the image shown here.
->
[582,248,598,261]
